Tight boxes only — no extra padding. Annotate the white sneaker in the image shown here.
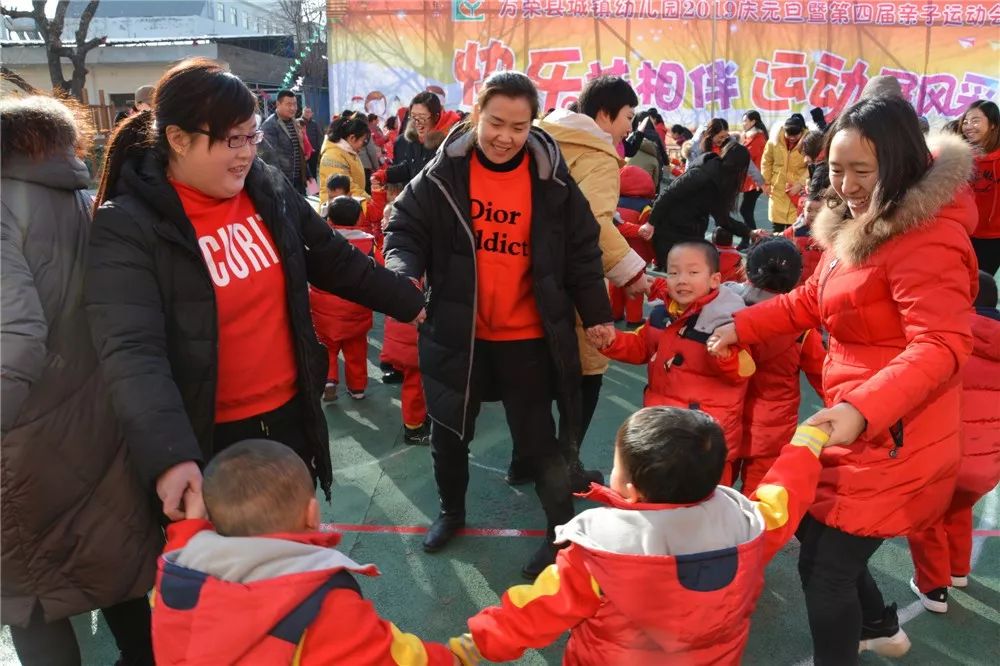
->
[951,574,968,588]
[909,577,948,613]
[347,388,366,400]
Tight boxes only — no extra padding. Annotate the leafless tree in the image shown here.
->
[1,0,106,100]
[274,0,325,83]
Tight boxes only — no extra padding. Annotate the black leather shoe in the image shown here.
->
[568,459,604,493]
[422,513,465,553]
[505,458,535,486]
[381,368,404,385]
[521,540,559,579]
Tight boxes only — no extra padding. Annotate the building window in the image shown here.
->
[243,12,250,29]
[216,3,225,22]
[231,7,238,25]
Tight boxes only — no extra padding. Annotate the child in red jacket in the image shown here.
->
[449,408,833,666]
[730,237,826,495]
[598,241,756,485]
[152,439,456,665]
[712,227,745,283]
[312,196,375,401]
[610,165,656,326]
[379,202,429,444]
[907,271,1000,613]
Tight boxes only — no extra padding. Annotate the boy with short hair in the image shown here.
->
[449,407,832,665]
[152,439,456,665]
[319,174,352,218]
[712,227,745,283]
[311,196,375,401]
[600,241,756,484]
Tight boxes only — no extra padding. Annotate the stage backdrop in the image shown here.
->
[327,0,1000,127]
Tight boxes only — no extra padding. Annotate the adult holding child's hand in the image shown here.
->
[710,96,980,663]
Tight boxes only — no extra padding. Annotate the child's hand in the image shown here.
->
[585,323,616,350]
[410,307,427,326]
[183,487,207,520]
[638,222,655,240]
[706,323,738,357]
[806,402,866,447]
[156,461,203,522]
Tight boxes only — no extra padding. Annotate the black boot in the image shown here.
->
[568,457,604,494]
[422,512,465,553]
[505,456,535,486]
[521,539,559,579]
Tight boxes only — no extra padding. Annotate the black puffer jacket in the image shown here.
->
[383,125,612,445]
[385,128,446,185]
[1,97,160,627]
[649,149,751,266]
[86,152,424,496]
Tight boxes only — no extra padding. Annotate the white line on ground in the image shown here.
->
[332,446,413,474]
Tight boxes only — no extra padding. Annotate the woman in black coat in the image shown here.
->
[647,138,752,267]
[86,58,424,521]
[385,91,461,185]
[383,72,613,579]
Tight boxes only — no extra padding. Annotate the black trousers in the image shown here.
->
[213,395,316,483]
[10,597,153,666]
[796,514,887,665]
[772,222,790,235]
[559,373,603,453]
[430,339,573,533]
[307,153,319,180]
[972,236,1000,277]
[739,189,762,235]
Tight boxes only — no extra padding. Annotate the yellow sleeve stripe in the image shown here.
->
[448,634,483,665]
[507,563,562,609]
[148,589,156,609]
[590,576,602,598]
[754,484,790,530]
[790,425,829,458]
[389,623,429,666]
[737,349,756,377]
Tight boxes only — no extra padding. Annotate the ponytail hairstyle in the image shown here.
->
[327,114,370,144]
[742,110,769,139]
[94,57,257,210]
[700,117,729,153]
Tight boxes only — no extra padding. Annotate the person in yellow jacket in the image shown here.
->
[533,76,648,492]
[761,113,810,233]
[319,113,370,206]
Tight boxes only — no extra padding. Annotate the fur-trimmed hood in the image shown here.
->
[813,133,976,266]
[0,95,91,190]
[403,109,462,151]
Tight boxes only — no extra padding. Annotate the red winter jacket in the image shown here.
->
[616,166,656,264]
[310,227,375,341]
[451,428,828,666]
[741,130,766,193]
[782,222,822,286]
[736,290,825,466]
[734,134,979,537]
[970,146,1000,238]
[152,520,453,665]
[958,310,1000,496]
[603,285,755,463]
[717,246,745,283]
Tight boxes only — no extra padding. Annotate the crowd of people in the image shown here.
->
[1,55,998,666]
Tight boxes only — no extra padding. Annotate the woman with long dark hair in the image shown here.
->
[709,96,979,664]
[384,71,612,578]
[85,58,424,522]
[739,110,769,243]
[318,112,370,204]
[960,99,1000,274]
[646,137,751,267]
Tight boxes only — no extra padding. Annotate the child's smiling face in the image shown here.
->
[665,245,721,307]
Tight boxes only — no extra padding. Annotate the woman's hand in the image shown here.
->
[706,323,738,357]
[623,273,650,299]
[586,323,617,350]
[806,402,867,447]
[638,223,655,241]
[156,461,203,521]
[410,307,427,326]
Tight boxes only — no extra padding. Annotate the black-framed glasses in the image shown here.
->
[192,129,264,149]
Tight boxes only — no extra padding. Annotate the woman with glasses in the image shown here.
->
[318,112,370,205]
[386,91,461,185]
[959,100,1000,275]
[86,58,425,521]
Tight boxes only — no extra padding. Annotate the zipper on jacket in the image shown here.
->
[818,257,840,308]
[427,170,478,441]
[888,419,904,458]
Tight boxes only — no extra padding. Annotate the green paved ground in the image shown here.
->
[2,313,997,665]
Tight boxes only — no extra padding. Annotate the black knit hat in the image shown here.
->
[327,195,362,226]
[746,237,803,293]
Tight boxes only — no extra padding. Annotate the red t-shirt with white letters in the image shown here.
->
[172,181,298,423]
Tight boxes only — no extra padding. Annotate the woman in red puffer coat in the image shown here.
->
[959,100,1000,275]
[708,97,979,665]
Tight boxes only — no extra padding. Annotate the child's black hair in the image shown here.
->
[976,270,998,309]
[712,227,734,247]
[745,237,803,294]
[616,407,727,503]
[325,174,351,192]
[327,114,369,143]
[327,195,362,227]
[577,75,639,121]
[667,240,720,273]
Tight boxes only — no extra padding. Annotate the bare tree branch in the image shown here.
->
[1,65,39,93]
[1,7,35,20]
